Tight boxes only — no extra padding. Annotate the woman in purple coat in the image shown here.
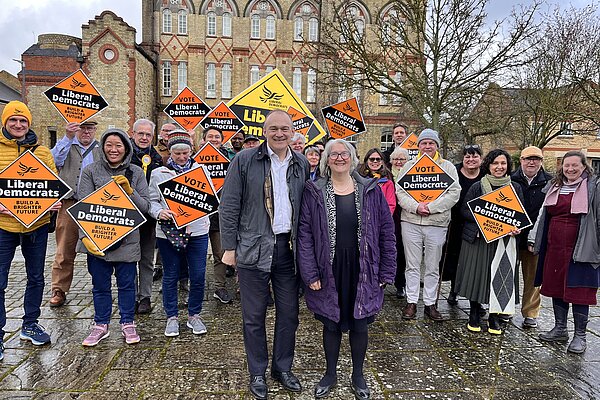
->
[297,139,396,400]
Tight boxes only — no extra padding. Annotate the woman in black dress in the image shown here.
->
[297,139,396,399]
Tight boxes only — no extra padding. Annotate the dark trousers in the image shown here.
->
[0,225,48,338]
[237,234,299,376]
[392,207,406,290]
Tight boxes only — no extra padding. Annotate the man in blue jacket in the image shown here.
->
[219,110,309,399]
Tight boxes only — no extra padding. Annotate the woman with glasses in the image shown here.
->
[389,147,409,299]
[357,148,396,215]
[443,145,484,305]
[303,145,322,181]
[297,139,396,399]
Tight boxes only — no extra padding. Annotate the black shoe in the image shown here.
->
[395,287,406,299]
[137,298,152,314]
[249,375,268,399]
[152,268,163,282]
[314,376,336,398]
[351,381,370,400]
[447,291,458,305]
[271,370,302,393]
[225,265,236,278]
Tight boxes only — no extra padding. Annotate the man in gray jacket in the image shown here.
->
[219,110,309,400]
[396,129,460,321]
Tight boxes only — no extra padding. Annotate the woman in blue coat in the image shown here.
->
[297,139,396,400]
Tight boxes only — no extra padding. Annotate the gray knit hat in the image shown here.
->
[418,128,441,147]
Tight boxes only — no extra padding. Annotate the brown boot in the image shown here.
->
[402,303,417,320]
[49,289,66,307]
[424,304,445,321]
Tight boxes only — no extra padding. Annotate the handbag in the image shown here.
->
[158,219,190,250]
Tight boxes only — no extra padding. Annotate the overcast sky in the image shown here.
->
[0,0,595,76]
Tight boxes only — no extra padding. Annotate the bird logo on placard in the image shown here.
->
[100,190,120,203]
[343,103,356,113]
[260,86,283,102]
[70,77,87,89]
[496,191,512,203]
[17,162,38,176]
[183,118,193,127]
[177,206,191,218]
[419,193,433,201]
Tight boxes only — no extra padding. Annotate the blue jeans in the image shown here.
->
[157,235,208,318]
[0,225,48,339]
[87,255,136,324]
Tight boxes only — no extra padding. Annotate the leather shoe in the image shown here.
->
[314,377,336,398]
[271,370,301,392]
[446,291,458,305]
[402,303,417,320]
[351,381,371,400]
[424,305,445,321]
[49,289,66,307]
[249,375,268,399]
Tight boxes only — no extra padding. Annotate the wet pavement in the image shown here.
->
[2,235,599,399]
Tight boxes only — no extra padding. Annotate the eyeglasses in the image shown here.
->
[329,151,350,160]
[391,158,407,162]
[522,157,542,162]
[368,157,382,162]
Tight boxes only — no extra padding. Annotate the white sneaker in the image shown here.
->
[187,315,207,335]
[164,316,179,337]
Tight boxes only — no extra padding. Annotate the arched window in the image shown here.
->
[178,61,187,92]
[222,64,232,98]
[308,17,319,41]
[162,61,172,96]
[307,69,316,103]
[222,12,232,37]
[354,19,364,41]
[250,65,260,84]
[206,63,216,98]
[294,17,303,41]
[207,12,217,36]
[178,10,187,35]
[162,9,172,33]
[251,15,261,38]
[266,15,276,39]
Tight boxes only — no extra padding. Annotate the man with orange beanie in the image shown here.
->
[0,101,61,360]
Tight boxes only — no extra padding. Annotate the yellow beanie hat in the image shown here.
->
[2,101,32,127]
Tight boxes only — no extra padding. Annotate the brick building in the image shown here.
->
[17,2,419,154]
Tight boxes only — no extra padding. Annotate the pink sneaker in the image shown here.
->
[82,324,109,347]
[121,322,140,344]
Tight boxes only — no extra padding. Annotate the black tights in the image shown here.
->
[320,327,368,389]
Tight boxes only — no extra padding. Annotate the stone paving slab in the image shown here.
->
[1,235,599,399]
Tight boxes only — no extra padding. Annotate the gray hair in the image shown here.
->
[170,143,192,152]
[320,139,359,177]
[390,146,409,160]
[133,118,156,133]
[291,132,306,144]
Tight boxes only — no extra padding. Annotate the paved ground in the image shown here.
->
[1,235,599,399]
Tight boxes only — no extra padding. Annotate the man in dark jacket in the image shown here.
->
[382,122,408,167]
[512,146,552,329]
[129,119,163,314]
[219,110,309,399]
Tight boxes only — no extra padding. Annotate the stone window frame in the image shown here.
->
[207,63,217,98]
[178,61,188,92]
[251,14,261,39]
[162,61,172,97]
[98,44,119,65]
[250,65,260,85]
[308,17,319,41]
[294,17,304,41]
[162,9,172,33]
[288,1,320,43]
[222,63,232,99]
[222,12,232,37]
[207,11,217,36]
[265,15,276,40]
[178,9,188,35]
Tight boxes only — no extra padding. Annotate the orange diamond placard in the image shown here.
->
[400,133,419,160]
[164,87,211,131]
[287,106,314,138]
[0,151,71,228]
[321,97,366,139]
[198,101,245,144]
[43,69,108,123]
[397,154,455,203]
[157,165,220,228]
[67,180,147,252]
[192,142,230,192]
[468,184,532,243]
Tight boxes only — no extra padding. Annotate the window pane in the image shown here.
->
[222,64,232,98]
[222,13,232,37]
[308,18,318,41]
[162,61,171,96]
[293,67,302,96]
[307,69,316,103]
[265,65,274,74]
[207,12,216,36]
[178,10,187,35]
[266,15,275,40]
[250,65,260,85]
[251,15,260,39]
[207,63,216,98]
[294,17,303,40]
[163,9,172,33]
[178,62,187,92]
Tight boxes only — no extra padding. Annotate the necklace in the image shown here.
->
[332,178,353,193]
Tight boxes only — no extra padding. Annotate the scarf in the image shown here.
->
[325,179,361,263]
[166,156,193,174]
[543,174,589,214]
[416,151,441,162]
[480,174,511,194]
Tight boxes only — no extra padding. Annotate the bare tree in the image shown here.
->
[305,0,539,155]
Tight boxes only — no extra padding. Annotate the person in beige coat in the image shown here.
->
[396,129,460,321]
